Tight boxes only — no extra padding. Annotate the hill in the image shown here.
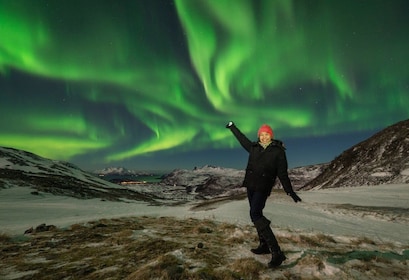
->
[302,119,409,190]
[0,147,155,202]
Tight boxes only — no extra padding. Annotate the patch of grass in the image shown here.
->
[296,235,322,247]
[0,233,11,243]
[347,260,409,279]
[298,254,325,270]
[280,272,321,280]
[195,267,233,280]
[350,236,377,246]
[229,257,264,279]
[126,254,185,280]
[1,216,408,280]
[288,233,337,248]
[316,233,337,244]
[131,238,180,262]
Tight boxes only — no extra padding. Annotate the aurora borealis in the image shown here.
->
[1,0,408,171]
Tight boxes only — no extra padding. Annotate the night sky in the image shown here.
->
[1,0,408,171]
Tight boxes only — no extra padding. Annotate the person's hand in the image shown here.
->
[288,192,301,203]
[226,121,234,128]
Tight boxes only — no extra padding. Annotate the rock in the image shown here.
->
[24,224,57,234]
[24,227,34,234]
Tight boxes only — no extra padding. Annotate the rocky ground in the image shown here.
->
[1,215,408,280]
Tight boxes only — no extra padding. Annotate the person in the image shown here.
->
[226,121,301,268]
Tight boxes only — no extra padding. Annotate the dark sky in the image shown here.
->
[1,0,408,171]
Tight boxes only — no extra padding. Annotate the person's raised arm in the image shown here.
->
[226,121,252,152]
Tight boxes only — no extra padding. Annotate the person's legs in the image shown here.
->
[254,216,286,267]
[247,190,267,223]
[247,190,270,254]
[248,190,286,267]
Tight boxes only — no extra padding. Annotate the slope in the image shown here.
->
[302,119,409,189]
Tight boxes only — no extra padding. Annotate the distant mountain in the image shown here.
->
[93,167,162,184]
[287,163,329,189]
[302,119,409,190]
[160,163,324,198]
[94,166,140,175]
[0,147,156,202]
[94,166,158,176]
[161,165,245,197]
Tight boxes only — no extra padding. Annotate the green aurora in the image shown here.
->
[0,0,408,170]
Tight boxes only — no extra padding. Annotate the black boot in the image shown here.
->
[254,217,286,268]
[251,229,270,254]
[268,250,286,268]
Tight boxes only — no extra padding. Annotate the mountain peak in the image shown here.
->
[302,119,409,190]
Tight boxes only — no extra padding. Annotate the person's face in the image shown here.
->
[259,132,272,144]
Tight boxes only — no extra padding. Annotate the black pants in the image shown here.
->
[247,189,268,223]
[248,189,282,255]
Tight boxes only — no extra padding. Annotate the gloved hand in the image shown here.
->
[288,192,302,203]
[225,121,234,128]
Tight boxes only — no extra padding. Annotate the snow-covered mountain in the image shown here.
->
[161,164,326,197]
[94,166,160,176]
[302,119,409,190]
[286,163,328,189]
[93,166,162,184]
[94,166,140,175]
[0,147,155,202]
[161,165,245,197]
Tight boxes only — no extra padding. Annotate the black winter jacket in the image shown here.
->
[229,124,294,196]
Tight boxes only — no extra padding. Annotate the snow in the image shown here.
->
[0,157,11,166]
[401,168,409,176]
[370,171,393,177]
[1,184,408,245]
[1,183,408,279]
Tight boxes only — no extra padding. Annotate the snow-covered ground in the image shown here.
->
[1,184,408,279]
[1,184,408,244]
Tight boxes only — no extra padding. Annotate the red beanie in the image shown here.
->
[258,124,274,138]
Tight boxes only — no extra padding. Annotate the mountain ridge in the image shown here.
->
[302,119,409,190]
[0,146,156,202]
